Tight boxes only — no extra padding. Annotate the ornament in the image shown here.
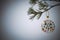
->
[41,20,55,32]
[41,11,55,32]
[28,0,56,32]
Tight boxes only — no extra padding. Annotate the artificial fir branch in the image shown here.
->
[28,0,60,20]
[43,3,60,13]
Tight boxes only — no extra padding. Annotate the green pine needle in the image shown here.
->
[29,0,38,5]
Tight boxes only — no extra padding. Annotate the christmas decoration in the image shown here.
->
[28,0,60,20]
[41,20,55,32]
[28,0,60,32]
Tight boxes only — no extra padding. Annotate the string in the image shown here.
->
[46,11,49,19]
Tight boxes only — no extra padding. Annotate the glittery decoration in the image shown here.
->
[41,20,55,32]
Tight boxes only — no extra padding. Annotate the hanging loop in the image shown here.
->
[46,11,49,18]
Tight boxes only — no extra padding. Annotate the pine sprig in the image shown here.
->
[38,1,48,10]
[28,8,37,15]
[28,8,42,19]
[28,0,60,20]
[29,0,38,5]
[36,11,42,19]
